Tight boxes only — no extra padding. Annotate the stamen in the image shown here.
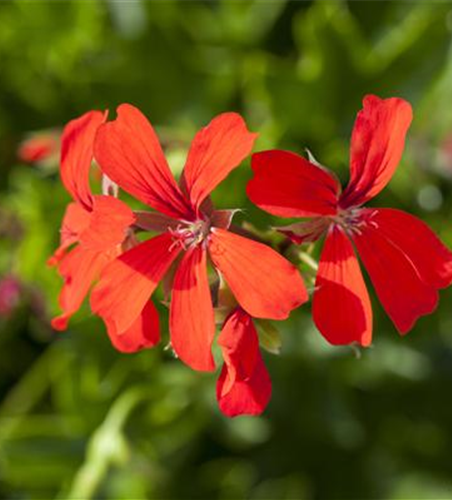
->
[330,207,377,236]
[169,219,211,250]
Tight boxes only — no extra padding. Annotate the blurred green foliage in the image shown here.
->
[2,1,452,499]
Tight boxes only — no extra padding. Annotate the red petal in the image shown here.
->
[60,202,92,240]
[247,150,340,218]
[79,195,135,252]
[363,208,452,289]
[208,228,307,319]
[94,104,193,220]
[48,202,91,266]
[106,300,160,353]
[60,110,107,209]
[52,247,109,330]
[170,247,215,372]
[90,233,181,335]
[340,95,413,208]
[217,308,271,417]
[353,215,438,334]
[182,113,257,211]
[313,225,372,346]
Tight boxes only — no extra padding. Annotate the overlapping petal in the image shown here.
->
[340,95,413,208]
[60,110,107,209]
[217,308,271,417]
[107,300,160,353]
[353,216,438,334]
[313,225,372,346]
[183,113,257,211]
[51,247,110,331]
[247,150,340,218]
[208,228,307,319]
[48,202,91,265]
[90,233,181,335]
[170,246,215,372]
[94,104,193,220]
[79,195,135,252]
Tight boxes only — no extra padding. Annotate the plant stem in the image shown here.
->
[63,387,149,500]
[298,251,319,272]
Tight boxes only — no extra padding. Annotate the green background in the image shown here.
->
[2,1,452,498]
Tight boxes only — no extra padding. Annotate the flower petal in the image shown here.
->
[90,233,181,335]
[170,246,215,372]
[340,95,413,208]
[183,113,257,211]
[208,228,307,319]
[94,104,193,220]
[48,202,91,266]
[217,308,271,417]
[247,150,340,218]
[313,225,372,346]
[51,247,109,331]
[60,110,107,209]
[353,215,438,334]
[106,300,160,353]
[79,195,135,252]
[363,208,452,289]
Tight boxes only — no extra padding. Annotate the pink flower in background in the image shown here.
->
[0,276,21,318]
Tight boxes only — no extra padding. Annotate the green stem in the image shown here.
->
[298,251,319,272]
[63,387,150,500]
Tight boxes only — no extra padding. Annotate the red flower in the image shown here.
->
[90,104,307,371]
[48,111,143,352]
[247,95,452,346]
[217,308,271,417]
[18,131,59,164]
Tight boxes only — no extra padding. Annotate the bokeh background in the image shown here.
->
[2,1,452,498]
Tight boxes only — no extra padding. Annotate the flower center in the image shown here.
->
[169,218,211,250]
[330,207,370,235]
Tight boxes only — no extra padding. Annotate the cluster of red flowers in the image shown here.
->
[49,95,452,417]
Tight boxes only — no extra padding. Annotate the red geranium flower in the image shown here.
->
[247,95,452,346]
[18,131,59,164]
[48,110,144,352]
[217,307,271,417]
[90,104,307,372]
